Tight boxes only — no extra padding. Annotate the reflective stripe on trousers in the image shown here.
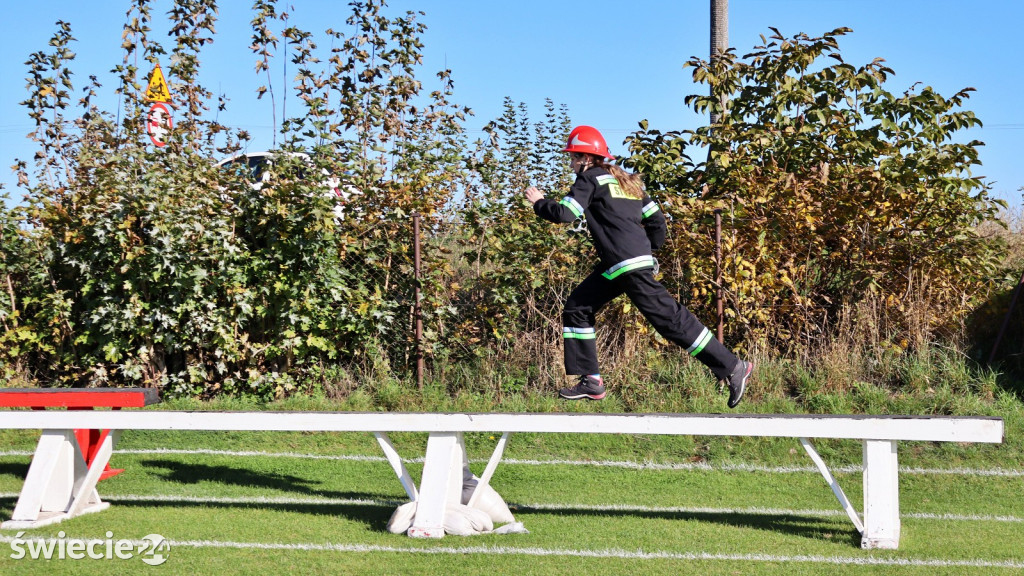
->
[561,268,739,380]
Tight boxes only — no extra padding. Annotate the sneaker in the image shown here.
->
[559,375,606,400]
[726,360,753,408]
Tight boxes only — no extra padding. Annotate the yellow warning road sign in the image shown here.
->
[145,64,172,103]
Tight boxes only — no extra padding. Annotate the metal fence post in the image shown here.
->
[714,208,724,342]
[412,213,424,390]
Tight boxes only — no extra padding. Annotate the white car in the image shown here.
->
[215,151,361,220]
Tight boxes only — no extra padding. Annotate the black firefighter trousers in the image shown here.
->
[562,268,739,381]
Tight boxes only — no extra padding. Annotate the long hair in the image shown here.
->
[592,157,645,199]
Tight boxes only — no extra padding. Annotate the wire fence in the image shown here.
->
[355,209,1024,389]
[362,213,740,389]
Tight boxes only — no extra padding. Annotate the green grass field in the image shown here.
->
[0,400,1021,575]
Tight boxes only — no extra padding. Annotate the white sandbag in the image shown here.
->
[491,522,529,535]
[470,483,516,524]
[442,503,493,536]
[388,500,494,536]
[386,501,417,534]
[462,474,515,524]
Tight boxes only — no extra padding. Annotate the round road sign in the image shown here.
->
[146,102,173,148]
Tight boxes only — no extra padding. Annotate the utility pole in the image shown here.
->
[710,0,729,341]
[710,0,729,125]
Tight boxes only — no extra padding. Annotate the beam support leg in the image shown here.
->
[2,429,114,530]
[861,439,900,549]
[408,432,466,538]
[373,432,418,501]
[799,437,864,534]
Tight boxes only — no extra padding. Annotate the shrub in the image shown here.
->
[625,28,1005,356]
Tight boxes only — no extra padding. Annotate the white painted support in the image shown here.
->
[2,430,112,530]
[7,431,76,525]
[861,439,900,549]
[408,432,466,538]
[67,429,118,517]
[0,411,1003,547]
[799,437,864,534]
[467,432,510,508]
[0,411,1004,443]
[373,432,418,501]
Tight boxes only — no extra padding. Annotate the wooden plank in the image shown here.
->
[0,411,1004,443]
[0,388,160,408]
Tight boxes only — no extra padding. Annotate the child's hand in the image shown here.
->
[524,186,545,205]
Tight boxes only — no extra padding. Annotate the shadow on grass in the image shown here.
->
[515,505,862,547]
[137,458,404,503]
[0,462,29,481]
[0,459,863,546]
[91,495,860,547]
[0,494,860,546]
[102,496,397,532]
[140,458,322,492]
[0,489,399,534]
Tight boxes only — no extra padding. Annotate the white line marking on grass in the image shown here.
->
[517,502,1024,524]
[0,492,1018,524]
[165,542,1024,569]
[109,493,401,507]
[0,534,1020,569]
[123,448,390,462]
[2,449,1022,477]
[150,540,1024,569]
[499,459,1024,477]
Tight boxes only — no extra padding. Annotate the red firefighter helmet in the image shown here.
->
[562,125,614,160]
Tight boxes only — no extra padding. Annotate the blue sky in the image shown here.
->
[2,0,1022,206]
